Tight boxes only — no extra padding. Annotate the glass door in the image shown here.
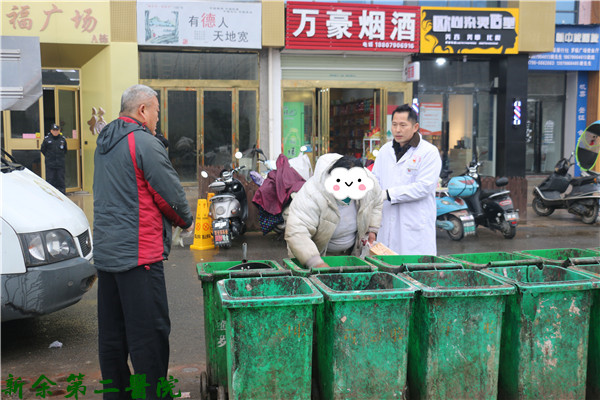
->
[3,86,82,190]
[53,88,81,190]
[202,90,233,167]
[317,88,330,155]
[282,89,316,164]
[166,89,198,183]
[4,100,43,176]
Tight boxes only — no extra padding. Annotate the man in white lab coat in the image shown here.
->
[372,104,442,255]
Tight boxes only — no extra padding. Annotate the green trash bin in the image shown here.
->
[283,255,375,277]
[401,266,516,399]
[517,247,600,266]
[196,260,289,399]
[444,251,540,269]
[481,264,598,399]
[309,272,418,399]
[366,254,462,273]
[217,275,323,400]
[567,263,600,400]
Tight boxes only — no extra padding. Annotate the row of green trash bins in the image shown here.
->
[196,247,600,400]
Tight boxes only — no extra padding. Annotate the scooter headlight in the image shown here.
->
[215,206,226,216]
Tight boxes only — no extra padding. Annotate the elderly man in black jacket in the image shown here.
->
[93,84,193,399]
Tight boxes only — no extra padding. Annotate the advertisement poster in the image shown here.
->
[419,103,443,135]
[283,102,304,159]
[528,25,599,71]
[286,1,419,53]
[421,7,519,54]
[574,73,588,176]
[137,1,261,49]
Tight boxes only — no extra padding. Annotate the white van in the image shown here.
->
[1,150,96,322]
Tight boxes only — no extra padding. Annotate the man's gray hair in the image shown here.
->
[120,84,158,114]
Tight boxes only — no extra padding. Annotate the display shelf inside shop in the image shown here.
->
[330,98,373,157]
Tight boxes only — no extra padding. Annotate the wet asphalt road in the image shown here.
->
[1,207,599,399]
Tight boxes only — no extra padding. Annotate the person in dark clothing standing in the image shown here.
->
[40,124,67,194]
[93,84,194,400]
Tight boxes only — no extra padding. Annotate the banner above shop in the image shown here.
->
[421,7,519,54]
[528,25,599,71]
[1,1,110,44]
[137,1,261,49]
[285,1,420,53]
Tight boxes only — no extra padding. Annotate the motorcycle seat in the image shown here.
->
[571,175,597,187]
[480,188,502,199]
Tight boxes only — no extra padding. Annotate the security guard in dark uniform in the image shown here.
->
[41,123,67,194]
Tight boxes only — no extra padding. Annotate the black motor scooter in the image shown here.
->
[459,158,519,239]
[532,153,600,224]
[201,154,248,248]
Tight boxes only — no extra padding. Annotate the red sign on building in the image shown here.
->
[286,2,420,52]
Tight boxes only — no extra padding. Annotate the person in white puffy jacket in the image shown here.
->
[372,104,442,256]
[285,153,383,269]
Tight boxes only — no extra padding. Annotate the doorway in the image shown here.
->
[2,83,82,191]
[419,90,496,176]
[152,86,258,184]
[526,98,563,174]
[283,85,409,162]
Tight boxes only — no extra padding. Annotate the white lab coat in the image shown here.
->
[372,134,442,255]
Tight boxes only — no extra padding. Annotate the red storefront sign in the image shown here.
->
[286,1,420,52]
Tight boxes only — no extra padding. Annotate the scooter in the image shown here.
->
[459,158,519,239]
[532,153,600,224]
[201,153,248,248]
[436,170,476,241]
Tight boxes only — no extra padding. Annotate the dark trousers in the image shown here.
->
[97,262,171,400]
[46,166,65,194]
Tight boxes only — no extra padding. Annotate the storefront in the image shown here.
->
[528,24,600,175]
[282,2,418,163]
[412,6,521,178]
[1,1,118,193]
[136,1,262,184]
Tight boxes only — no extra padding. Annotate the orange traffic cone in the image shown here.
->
[190,199,215,251]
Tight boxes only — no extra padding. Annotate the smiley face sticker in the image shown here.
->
[324,167,375,200]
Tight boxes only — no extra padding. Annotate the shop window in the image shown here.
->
[283,91,314,159]
[139,52,258,80]
[10,101,40,139]
[42,69,79,85]
[527,73,566,174]
[555,0,578,24]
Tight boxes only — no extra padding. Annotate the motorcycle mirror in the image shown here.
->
[200,171,209,179]
[235,151,243,160]
[576,120,600,171]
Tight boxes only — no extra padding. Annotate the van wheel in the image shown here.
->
[581,202,599,224]
[532,196,554,216]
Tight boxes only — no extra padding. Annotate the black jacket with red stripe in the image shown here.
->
[93,116,193,272]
